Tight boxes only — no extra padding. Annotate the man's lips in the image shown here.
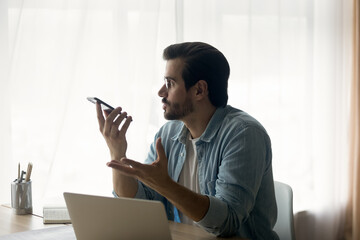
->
[162,99,169,110]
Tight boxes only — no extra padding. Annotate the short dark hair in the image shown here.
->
[163,42,230,107]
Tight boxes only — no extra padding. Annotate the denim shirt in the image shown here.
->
[115,105,279,239]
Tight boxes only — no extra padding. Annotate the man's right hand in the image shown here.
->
[96,103,133,161]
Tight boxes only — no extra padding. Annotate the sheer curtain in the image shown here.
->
[0,0,175,205]
[0,0,12,206]
[180,1,352,239]
[0,0,354,239]
[346,1,360,239]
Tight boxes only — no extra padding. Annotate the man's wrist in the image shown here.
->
[111,154,126,161]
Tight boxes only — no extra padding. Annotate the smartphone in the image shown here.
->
[87,97,114,113]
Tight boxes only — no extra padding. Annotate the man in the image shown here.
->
[95,42,279,239]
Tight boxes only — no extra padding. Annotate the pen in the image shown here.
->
[19,170,25,183]
[18,163,20,182]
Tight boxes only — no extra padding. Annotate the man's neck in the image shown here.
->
[182,105,217,139]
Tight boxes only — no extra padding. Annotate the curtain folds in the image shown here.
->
[0,0,11,204]
[0,1,356,239]
[346,0,360,239]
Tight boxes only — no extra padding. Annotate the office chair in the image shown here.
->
[273,181,296,240]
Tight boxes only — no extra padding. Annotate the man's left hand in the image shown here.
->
[106,137,173,191]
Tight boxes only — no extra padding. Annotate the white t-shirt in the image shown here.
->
[177,133,200,225]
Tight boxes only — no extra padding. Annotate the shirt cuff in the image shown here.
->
[195,195,228,229]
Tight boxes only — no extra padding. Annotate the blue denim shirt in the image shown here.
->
[116,105,279,239]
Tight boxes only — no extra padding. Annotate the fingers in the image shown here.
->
[97,103,121,134]
[103,107,128,137]
[104,109,111,118]
[103,107,121,136]
[121,158,142,168]
[110,112,129,136]
[96,103,105,132]
[107,160,137,177]
[119,115,133,136]
[96,103,133,136]
[106,159,143,177]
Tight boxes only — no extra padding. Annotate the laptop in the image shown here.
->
[63,192,172,240]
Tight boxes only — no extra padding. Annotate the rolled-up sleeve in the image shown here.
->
[195,125,269,237]
[195,196,228,231]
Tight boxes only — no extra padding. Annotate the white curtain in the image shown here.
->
[0,0,175,204]
[0,0,353,239]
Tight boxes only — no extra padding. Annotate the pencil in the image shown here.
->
[25,163,33,182]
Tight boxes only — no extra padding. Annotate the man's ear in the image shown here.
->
[194,80,208,98]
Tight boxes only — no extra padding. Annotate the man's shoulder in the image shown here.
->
[220,105,267,133]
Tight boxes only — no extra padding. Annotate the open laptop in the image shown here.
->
[63,192,172,240]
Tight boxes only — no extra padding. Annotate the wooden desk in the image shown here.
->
[0,205,244,240]
[0,205,64,236]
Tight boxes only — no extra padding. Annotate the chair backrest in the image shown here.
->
[273,181,296,240]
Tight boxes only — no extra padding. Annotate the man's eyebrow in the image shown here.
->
[164,76,177,81]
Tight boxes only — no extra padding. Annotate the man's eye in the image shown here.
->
[165,79,174,89]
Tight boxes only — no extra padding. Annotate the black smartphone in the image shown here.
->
[87,97,114,113]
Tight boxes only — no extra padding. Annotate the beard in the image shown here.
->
[162,96,194,120]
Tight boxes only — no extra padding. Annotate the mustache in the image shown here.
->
[162,98,170,105]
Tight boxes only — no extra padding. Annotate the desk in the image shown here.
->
[0,205,244,240]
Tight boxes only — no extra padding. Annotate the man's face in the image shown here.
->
[158,58,194,120]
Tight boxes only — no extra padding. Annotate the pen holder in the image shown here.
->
[11,181,33,215]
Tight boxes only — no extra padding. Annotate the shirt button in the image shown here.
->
[180,152,184,157]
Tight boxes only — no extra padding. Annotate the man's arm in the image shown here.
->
[155,177,209,222]
[107,137,210,222]
[95,103,138,198]
[108,126,273,238]
[112,169,138,198]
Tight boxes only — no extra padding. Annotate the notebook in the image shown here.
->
[43,205,71,224]
[63,192,172,240]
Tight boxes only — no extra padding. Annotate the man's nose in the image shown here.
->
[158,84,168,98]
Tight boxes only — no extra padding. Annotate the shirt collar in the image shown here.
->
[171,106,228,144]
